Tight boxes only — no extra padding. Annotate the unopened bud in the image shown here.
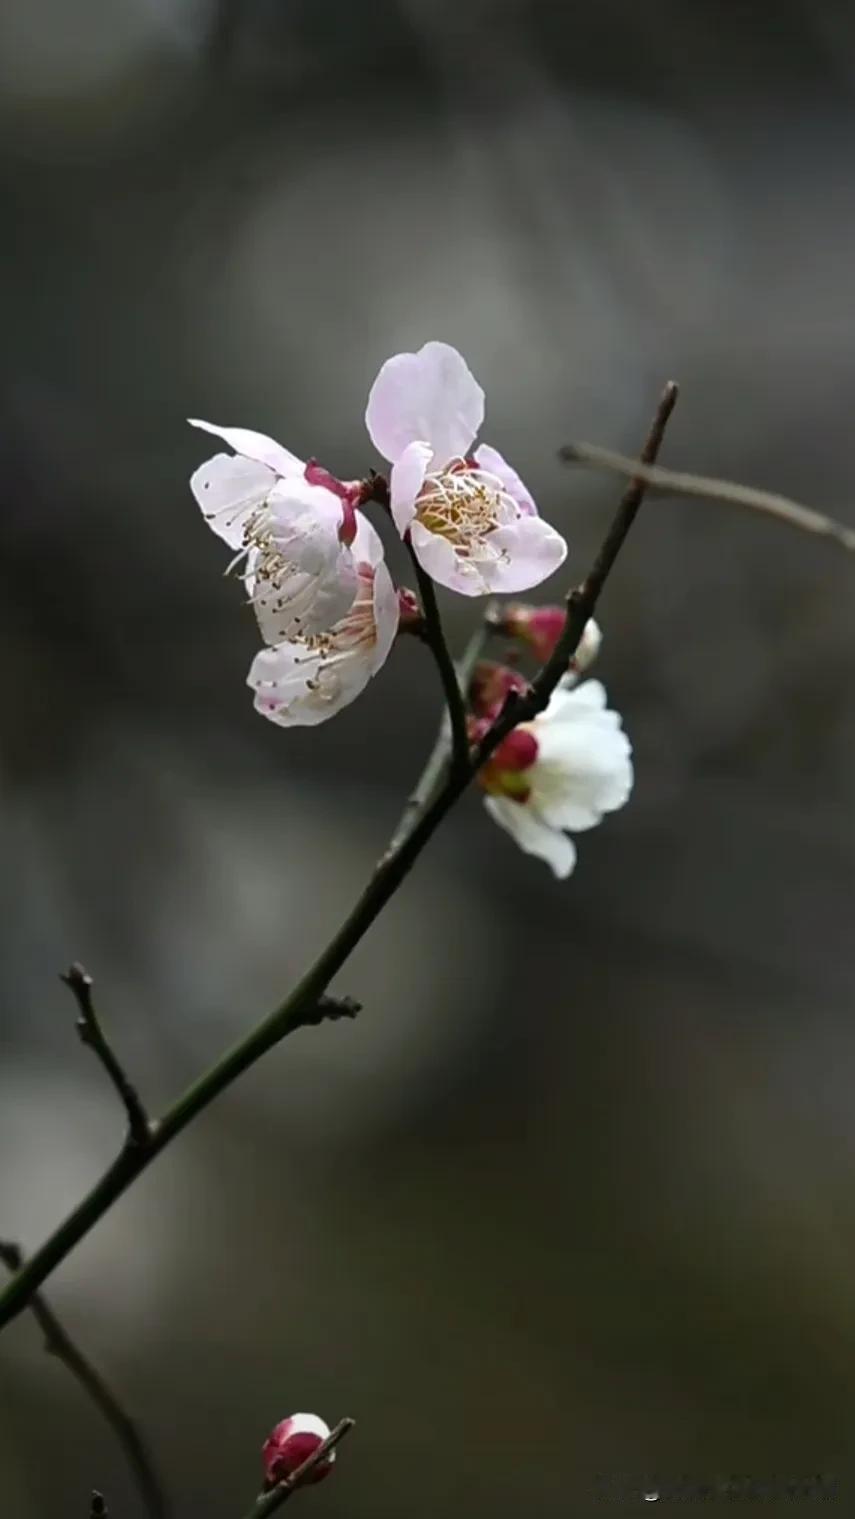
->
[396,586,424,634]
[569,617,602,675]
[262,1413,334,1488]
[469,661,528,720]
[500,604,602,675]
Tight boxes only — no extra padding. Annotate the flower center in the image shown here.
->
[415,459,514,555]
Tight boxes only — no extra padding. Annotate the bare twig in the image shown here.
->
[385,599,500,856]
[241,1419,355,1519]
[0,386,678,1330]
[479,382,680,750]
[560,439,855,552]
[0,1242,169,1519]
[407,548,470,775]
[61,964,150,1147]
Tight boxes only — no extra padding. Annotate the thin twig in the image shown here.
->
[0,1242,169,1519]
[385,600,500,856]
[0,386,678,1330]
[479,382,680,750]
[61,964,151,1147]
[242,1419,355,1519]
[560,439,855,552]
[407,548,470,776]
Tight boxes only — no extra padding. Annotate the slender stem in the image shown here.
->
[408,548,470,775]
[0,1242,169,1519]
[385,601,499,856]
[242,1419,355,1519]
[560,437,855,552]
[0,384,678,1332]
[61,963,151,1146]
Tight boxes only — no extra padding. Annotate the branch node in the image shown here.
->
[293,994,361,1031]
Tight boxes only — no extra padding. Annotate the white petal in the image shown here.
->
[365,341,484,468]
[483,515,568,594]
[189,419,304,478]
[484,796,577,879]
[390,441,431,534]
[190,453,277,549]
[408,520,490,595]
[474,442,537,516]
[248,639,373,728]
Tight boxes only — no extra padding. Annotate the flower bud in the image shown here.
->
[469,661,528,721]
[396,586,424,634]
[500,604,602,675]
[569,617,602,676]
[262,1414,334,1488]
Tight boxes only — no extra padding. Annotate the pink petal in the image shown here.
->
[390,441,431,535]
[483,516,568,594]
[365,341,484,468]
[474,442,537,516]
[408,520,485,595]
[188,419,304,478]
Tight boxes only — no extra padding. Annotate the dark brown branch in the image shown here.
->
[241,1419,355,1519]
[407,548,471,776]
[477,381,679,755]
[0,1242,169,1519]
[61,964,151,1147]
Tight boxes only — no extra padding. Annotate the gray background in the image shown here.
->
[1,1,854,1515]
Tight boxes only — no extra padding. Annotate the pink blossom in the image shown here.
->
[365,341,567,596]
[248,512,398,726]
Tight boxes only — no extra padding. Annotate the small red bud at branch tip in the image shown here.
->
[262,1414,336,1488]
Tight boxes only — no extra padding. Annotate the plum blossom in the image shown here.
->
[479,680,633,878]
[365,341,567,596]
[262,1413,335,1486]
[248,511,398,727]
[189,420,359,642]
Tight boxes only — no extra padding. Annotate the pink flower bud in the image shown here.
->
[501,605,602,674]
[262,1413,334,1488]
[396,586,424,633]
[469,661,528,721]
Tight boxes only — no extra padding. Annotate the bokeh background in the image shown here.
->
[2,1,855,1514]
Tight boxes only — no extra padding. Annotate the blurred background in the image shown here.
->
[1,0,855,1514]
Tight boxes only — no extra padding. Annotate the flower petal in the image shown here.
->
[390,441,432,534]
[365,341,484,468]
[484,796,577,879]
[190,453,277,549]
[483,515,568,594]
[248,641,371,728]
[189,419,304,478]
[408,520,485,595]
[474,443,537,516]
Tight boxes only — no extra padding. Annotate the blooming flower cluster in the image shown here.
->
[190,340,632,876]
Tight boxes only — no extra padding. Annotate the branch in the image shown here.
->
[241,1419,355,1519]
[61,964,151,1147]
[407,548,470,776]
[291,994,361,1030]
[385,599,500,856]
[480,381,679,751]
[91,1493,108,1519]
[560,439,855,552]
[0,384,678,1330]
[0,1242,169,1519]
